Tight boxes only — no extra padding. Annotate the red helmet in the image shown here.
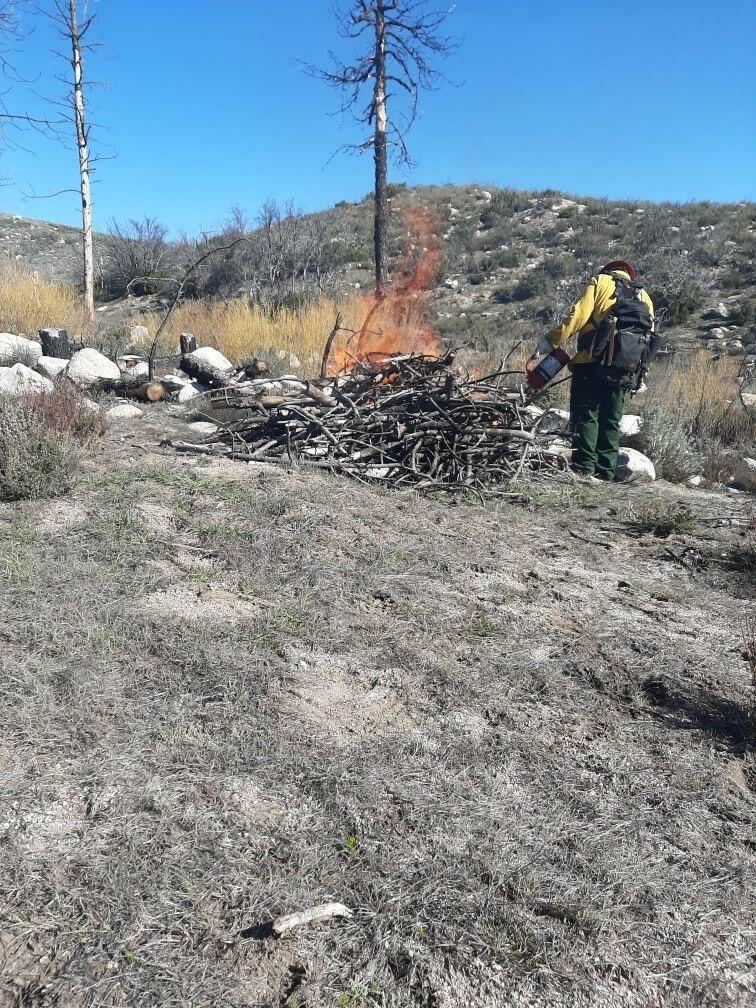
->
[602,259,636,280]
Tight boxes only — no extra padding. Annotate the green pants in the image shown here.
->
[569,364,626,481]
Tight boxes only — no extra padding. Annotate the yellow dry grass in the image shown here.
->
[647,351,751,442]
[0,261,86,337]
[131,295,367,366]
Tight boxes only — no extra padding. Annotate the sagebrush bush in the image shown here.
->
[632,404,703,482]
[0,394,81,501]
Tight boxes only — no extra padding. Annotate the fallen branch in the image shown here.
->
[272,902,353,937]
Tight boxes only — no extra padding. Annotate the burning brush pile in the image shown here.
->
[172,208,568,494]
[173,351,567,494]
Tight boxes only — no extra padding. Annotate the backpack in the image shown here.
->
[588,272,657,388]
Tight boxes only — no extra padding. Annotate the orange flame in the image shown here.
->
[334,206,443,372]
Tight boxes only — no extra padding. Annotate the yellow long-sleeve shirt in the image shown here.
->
[548,270,655,365]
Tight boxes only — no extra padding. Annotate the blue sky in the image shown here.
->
[1,0,754,235]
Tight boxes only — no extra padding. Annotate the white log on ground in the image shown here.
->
[271,902,353,937]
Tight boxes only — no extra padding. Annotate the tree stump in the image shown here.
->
[39,328,72,359]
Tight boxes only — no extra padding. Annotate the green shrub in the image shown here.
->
[510,271,549,302]
[729,297,756,329]
[489,247,522,269]
[0,394,81,501]
[479,190,532,229]
[658,280,706,326]
[542,253,579,280]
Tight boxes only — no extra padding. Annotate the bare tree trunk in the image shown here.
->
[68,0,94,324]
[373,2,388,297]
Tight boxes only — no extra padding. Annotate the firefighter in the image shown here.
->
[533,260,656,482]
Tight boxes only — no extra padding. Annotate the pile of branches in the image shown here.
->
[171,351,566,494]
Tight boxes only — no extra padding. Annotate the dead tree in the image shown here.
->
[310,1,455,295]
[54,0,96,323]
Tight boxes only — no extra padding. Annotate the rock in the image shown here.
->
[733,457,756,492]
[713,301,729,320]
[80,398,101,413]
[177,381,205,403]
[161,372,193,392]
[36,355,70,379]
[66,347,120,388]
[685,475,704,487]
[538,408,570,434]
[619,414,643,437]
[0,363,54,395]
[106,403,144,420]
[186,421,218,436]
[121,361,149,379]
[185,346,233,374]
[443,277,460,290]
[710,327,728,340]
[0,332,43,367]
[616,447,656,483]
[741,392,756,410]
[729,340,743,351]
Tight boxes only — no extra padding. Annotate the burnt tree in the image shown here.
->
[311,1,454,295]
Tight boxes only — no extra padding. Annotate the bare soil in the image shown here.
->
[0,407,754,1007]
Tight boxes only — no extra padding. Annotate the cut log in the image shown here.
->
[97,376,166,402]
[179,332,197,354]
[239,357,271,379]
[181,353,236,390]
[39,328,72,359]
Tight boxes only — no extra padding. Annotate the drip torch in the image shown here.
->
[525,344,571,393]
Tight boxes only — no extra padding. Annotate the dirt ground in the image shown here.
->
[0,406,754,1008]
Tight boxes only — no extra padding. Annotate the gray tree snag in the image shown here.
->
[310,1,455,296]
[62,0,95,323]
[372,2,388,294]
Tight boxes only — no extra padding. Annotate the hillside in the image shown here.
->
[2,186,755,361]
[0,407,754,1007]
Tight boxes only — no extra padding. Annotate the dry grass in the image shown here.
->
[647,352,751,443]
[0,260,86,338]
[743,610,756,746]
[130,294,367,366]
[0,436,753,1007]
